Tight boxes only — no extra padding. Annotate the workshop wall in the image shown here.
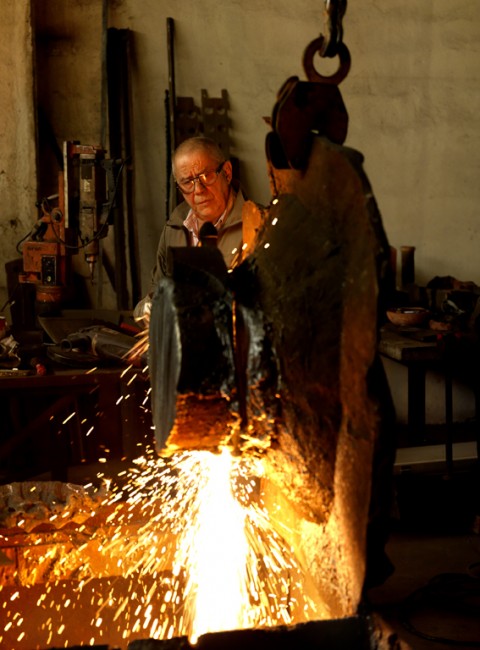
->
[111,0,480,293]
[1,0,479,304]
[0,0,37,310]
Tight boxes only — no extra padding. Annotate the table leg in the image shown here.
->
[444,368,453,478]
[407,364,426,443]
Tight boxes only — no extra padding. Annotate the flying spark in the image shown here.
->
[0,446,319,648]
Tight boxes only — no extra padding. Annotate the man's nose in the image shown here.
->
[192,178,207,193]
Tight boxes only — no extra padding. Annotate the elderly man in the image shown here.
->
[134,136,244,321]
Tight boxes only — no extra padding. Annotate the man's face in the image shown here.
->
[174,149,232,222]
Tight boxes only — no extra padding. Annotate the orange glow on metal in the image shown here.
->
[0,446,318,647]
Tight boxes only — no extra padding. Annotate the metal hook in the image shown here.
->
[303,36,351,85]
[321,0,348,58]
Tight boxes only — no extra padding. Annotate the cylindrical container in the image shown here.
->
[400,246,415,287]
[0,316,6,339]
[389,246,397,289]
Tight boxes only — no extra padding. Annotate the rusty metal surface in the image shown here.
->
[174,90,231,154]
[320,0,348,57]
[267,77,348,170]
[147,0,394,623]
[148,136,391,614]
[175,96,201,144]
[201,89,231,156]
[148,246,237,452]
[127,617,374,649]
[265,0,351,171]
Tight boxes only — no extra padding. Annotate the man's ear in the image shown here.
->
[223,160,233,184]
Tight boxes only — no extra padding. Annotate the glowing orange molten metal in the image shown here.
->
[0,447,319,648]
[172,449,318,643]
[178,449,250,642]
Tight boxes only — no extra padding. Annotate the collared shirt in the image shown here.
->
[183,208,228,247]
[140,190,244,304]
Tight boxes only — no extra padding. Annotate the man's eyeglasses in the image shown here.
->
[176,162,225,194]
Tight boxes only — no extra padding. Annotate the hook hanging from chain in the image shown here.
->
[302,0,350,85]
[321,0,347,58]
[266,0,350,170]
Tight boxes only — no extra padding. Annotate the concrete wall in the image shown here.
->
[0,0,37,305]
[0,0,479,423]
[1,0,479,298]
[107,0,480,292]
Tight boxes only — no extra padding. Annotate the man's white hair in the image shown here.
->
[172,136,226,177]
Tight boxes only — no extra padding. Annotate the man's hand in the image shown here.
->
[133,295,152,328]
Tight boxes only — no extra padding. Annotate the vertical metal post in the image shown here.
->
[166,17,177,217]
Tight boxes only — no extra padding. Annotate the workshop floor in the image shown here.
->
[368,528,480,649]
[367,466,480,650]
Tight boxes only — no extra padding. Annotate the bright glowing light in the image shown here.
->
[0,447,319,648]
[62,411,75,425]
[179,450,249,642]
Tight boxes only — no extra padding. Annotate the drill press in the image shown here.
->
[19,141,111,316]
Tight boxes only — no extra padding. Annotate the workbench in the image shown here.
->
[379,325,480,476]
[379,326,443,438]
[0,365,153,483]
